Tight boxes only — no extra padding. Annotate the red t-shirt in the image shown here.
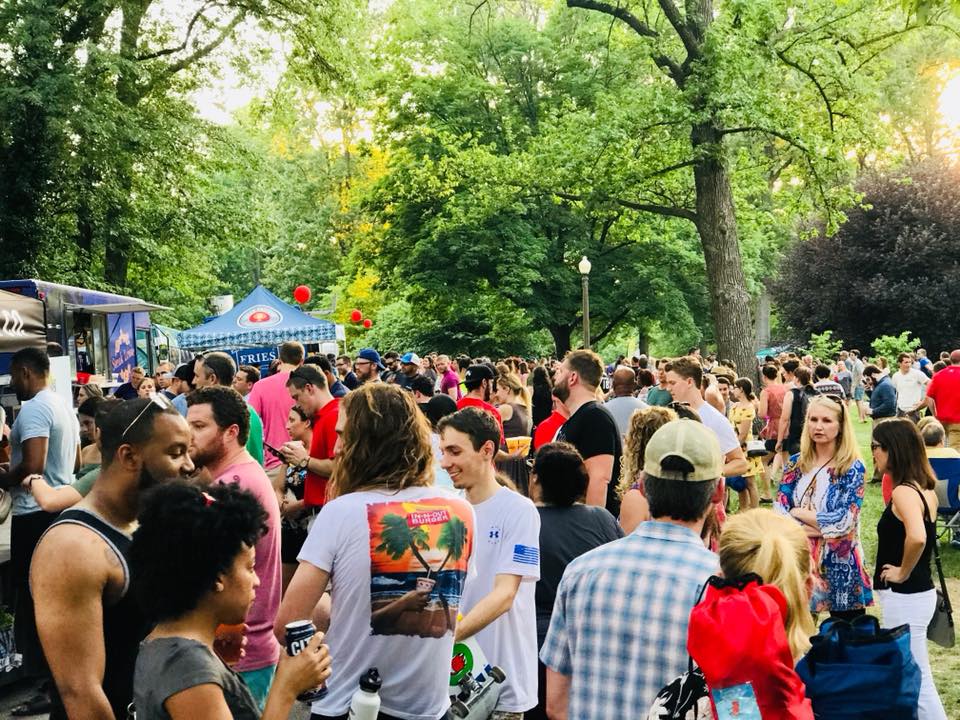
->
[926,365,960,423]
[456,396,505,444]
[533,410,566,450]
[304,397,340,507]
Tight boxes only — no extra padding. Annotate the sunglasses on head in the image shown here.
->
[122,392,174,439]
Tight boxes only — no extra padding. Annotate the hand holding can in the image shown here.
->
[284,620,329,702]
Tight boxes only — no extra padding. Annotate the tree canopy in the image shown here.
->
[773,159,960,352]
[2,0,959,358]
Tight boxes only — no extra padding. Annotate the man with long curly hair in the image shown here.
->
[276,384,476,720]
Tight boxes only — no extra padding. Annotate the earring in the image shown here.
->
[215,582,224,593]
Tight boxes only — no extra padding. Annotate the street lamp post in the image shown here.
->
[578,255,592,350]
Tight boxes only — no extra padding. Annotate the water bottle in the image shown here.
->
[347,667,382,720]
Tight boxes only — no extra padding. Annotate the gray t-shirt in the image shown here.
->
[603,396,648,437]
[133,637,259,720]
[10,388,79,515]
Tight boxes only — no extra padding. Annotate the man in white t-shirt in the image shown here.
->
[439,407,540,720]
[890,352,929,423]
[664,356,749,478]
[276,383,476,720]
[0,347,80,713]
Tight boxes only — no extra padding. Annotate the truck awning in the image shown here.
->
[64,301,170,314]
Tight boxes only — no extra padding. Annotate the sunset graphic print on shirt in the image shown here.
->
[367,498,474,638]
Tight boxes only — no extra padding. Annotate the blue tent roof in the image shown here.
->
[177,285,336,349]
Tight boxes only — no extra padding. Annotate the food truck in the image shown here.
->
[0,280,169,386]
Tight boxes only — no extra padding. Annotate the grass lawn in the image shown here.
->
[850,420,960,719]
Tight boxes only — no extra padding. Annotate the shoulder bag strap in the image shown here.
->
[907,483,952,613]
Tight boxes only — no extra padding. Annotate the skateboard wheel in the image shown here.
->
[450,700,470,717]
[489,666,506,683]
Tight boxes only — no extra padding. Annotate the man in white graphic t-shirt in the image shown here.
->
[440,407,540,720]
[277,384,476,720]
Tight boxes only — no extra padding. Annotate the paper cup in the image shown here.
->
[506,436,532,455]
[416,577,436,592]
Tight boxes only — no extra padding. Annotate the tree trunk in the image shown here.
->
[103,0,148,287]
[637,329,649,357]
[691,122,754,376]
[549,325,572,357]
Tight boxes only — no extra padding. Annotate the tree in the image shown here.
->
[0,0,361,290]
[435,516,468,575]
[772,160,960,353]
[365,1,712,355]
[804,331,843,363]
[375,513,432,573]
[551,0,949,373]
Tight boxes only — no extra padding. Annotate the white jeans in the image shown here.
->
[877,588,947,720]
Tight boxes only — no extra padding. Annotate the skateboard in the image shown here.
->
[449,636,506,719]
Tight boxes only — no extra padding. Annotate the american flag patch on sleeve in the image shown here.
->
[512,544,539,565]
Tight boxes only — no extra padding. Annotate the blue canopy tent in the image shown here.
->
[177,285,336,350]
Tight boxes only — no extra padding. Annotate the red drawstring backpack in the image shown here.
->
[687,575,813,720]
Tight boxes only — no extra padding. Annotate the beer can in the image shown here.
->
[284,620,328,702]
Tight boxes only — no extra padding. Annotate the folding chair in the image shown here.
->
[929,456,960,540]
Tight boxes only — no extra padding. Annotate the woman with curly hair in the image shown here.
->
[275,384,477,720]
[618,406,678,533]
[130,482,330,719]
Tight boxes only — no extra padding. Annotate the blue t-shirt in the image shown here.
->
[10,389,79,515]
[172,393,188,417]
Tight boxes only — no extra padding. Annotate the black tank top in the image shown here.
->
[787,387,812,444]
[873,484,936,594]
[44,508,149,720]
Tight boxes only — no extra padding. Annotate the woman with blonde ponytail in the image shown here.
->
[646,508,817,719]
[494,372,533,493]
[718,509,817,660]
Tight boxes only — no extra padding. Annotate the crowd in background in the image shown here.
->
[0,338,955,720]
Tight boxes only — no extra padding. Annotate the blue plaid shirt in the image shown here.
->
[539,521,718,719]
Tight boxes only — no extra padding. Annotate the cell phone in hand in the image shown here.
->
[264,443,286,461]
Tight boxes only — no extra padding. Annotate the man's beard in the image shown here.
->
[552,377,570,403]
[190,433,228,472]
[137,462,162,491]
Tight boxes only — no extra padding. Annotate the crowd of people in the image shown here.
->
[0,339,955,720]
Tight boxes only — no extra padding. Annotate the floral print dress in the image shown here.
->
[776,455,874,613]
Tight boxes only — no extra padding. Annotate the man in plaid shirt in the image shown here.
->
[540,419,723,719]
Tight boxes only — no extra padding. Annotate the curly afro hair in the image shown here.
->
[129,481,267,623]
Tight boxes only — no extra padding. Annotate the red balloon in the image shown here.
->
[293,285,311,304]
[363,318,373,329]
[350,309,363,323]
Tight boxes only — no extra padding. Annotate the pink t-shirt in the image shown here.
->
[248,370,295,470]
[218,459,282,672]
[440,369,462,400]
